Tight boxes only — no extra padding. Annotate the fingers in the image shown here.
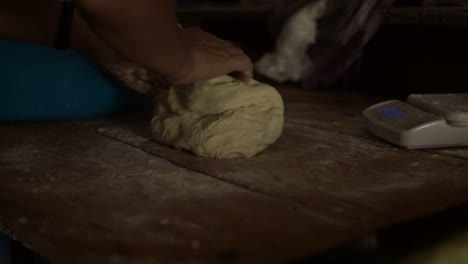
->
[225,53,254,81]
[172,27,254,84]
[99,60,161,95]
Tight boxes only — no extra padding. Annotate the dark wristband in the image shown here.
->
[54,0,75,49]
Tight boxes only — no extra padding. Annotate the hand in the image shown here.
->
[169,27,253,84]
[72,13,165,95]
[96,57,167,95]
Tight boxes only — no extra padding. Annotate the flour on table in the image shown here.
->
[151,75,284,159]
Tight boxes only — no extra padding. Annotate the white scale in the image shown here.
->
[363,93,468,149]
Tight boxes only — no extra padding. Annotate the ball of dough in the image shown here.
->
[151,75,284,159]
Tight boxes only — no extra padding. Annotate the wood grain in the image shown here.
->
[2,88,468,263]
[0,123,353,264]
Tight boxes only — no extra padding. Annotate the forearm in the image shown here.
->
[0,0,109,59]
[76,0,186,79]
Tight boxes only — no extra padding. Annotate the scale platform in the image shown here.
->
[363,93,468,149]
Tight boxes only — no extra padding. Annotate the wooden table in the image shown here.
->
[1,88,468,264]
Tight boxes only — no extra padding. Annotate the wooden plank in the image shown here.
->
[434,148,468,159]
[98,121,468,225]
[96,88,468,240]
[279,89,385,138]
[2,89,467,263]
[0,123,355,264]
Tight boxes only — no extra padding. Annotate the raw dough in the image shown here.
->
[151,75,284,159]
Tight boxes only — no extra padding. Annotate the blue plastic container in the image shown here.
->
[0,39,148,121]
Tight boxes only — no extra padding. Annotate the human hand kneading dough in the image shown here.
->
[171,27,253,84]
[0,0,253,94]
[87,27,253,93]
[76,0,253,90]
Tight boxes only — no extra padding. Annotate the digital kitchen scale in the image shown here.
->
[363,93,468,149]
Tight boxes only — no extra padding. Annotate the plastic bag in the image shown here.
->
[256,0,395,88]
[255,0,327,82]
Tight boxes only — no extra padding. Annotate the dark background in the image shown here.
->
[177,0,468,99]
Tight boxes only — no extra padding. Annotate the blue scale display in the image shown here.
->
[363,94,468,149]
